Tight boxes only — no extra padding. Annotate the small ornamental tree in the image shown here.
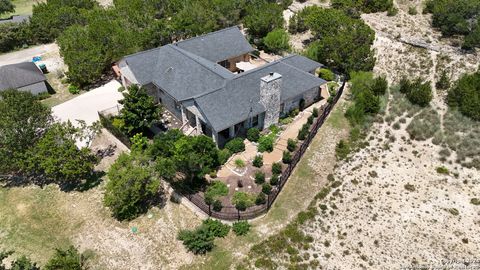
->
[119,85,162,137]
[287,138,297,152]
[232,192,254,211]
[270,174,279,185]
[262,183,272,194]
[255,192,266,205]
[44,246,84,270]
[253,155,264,168]
[282,150,292,164]
[104,153,162,220]
[272,162,282,174]
[254,171,265,184]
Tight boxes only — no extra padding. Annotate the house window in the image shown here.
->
[252,115,259,127]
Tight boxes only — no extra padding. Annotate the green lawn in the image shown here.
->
[0,186,80,264]
[0,0,40,19]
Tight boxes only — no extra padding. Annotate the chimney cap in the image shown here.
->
[261,72,282,83]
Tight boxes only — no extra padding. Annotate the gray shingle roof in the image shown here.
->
[279,54,324,73]
[124,45,234,101]
[174,26,254,63]
[0,15,29,24]
[120,27,327,132]
[194,60,327,132]
[0,62,46,91]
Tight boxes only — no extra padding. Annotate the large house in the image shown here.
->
[0,62,48,95]
[117,26,327,145]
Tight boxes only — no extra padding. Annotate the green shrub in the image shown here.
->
[280,116,293,125]
[258,134,274,152]
[177,227,215,254]
[44,246,84,270]
[218,148,232,165]
[232,221,251,236]
[400,77,433,107]
[68,85,80,94]
[287,138,297,152]
[270,174,279,185]
[282,150,292,164]
[318,68,335,81]
[232,192,255,210]
[213,200,223,211]
[263,28,290,53]
[447,71,480,121]
[254,171,265,184]
[225,138,245,153]
[235,159,246,168]
[312,107,319,117]
[247,128,261,142]
[289,108,300,117]
[202,218,230,238]
[307,115,314,125]
[205,181,229,202]
[387,6,398,16]
[436,166,449,175]
[408,6,417,15]
[335,139,350,160]
[272,162,282,174]
[262,183,272,194]
[436,70,450,90]
[372,76,388,96]
[112,117,125,130]
[253,155,263,168]
[297,128,308,140]
[470,198,480,205]
[255,192,266,205]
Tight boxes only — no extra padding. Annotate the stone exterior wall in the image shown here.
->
[303,86,320,107]
[260,73,282,129]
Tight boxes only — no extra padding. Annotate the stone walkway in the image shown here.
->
[217,97,328,178]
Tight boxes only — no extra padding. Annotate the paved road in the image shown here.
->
[0,43,58,66]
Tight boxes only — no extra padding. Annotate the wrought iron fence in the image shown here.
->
[183,79,346,221]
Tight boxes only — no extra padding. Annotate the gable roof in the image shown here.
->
[194,60,326,132]
[174,26,254,63]
[279,54,324,73]
[0,62,46,91]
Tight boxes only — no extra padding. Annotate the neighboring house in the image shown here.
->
[117,26,327,146]
[0,15,29,24]
[0,62,48,95]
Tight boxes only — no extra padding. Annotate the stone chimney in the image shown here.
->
[260,72,282,129]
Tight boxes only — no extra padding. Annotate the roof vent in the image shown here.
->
[269,72,274,76]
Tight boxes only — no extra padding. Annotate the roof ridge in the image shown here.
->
[174,26,241,45]
[124,47,161,60]
[168,45,232,79]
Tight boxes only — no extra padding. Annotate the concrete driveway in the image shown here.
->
[52,80,123,126]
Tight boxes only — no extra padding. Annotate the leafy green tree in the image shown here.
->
[424,0,480,49]
[448,71,480,120]
[23,123,98,185]
[0,89,52,173]
[304,7,375,73]
[332,0,393,15]
[243,1,284,39]
[403,78,433,107]
[0,0,15,16]
[0,22,33,53]
[104,153,162,220]
[174,135,219,183]
[118,85,162,137]
[371,76,388,96]
[318,68,335,81]
[263,28,290,53]
[148,129,185,159]
[29,0,96,43]
[232,191,254,211]
[44,246,84,270]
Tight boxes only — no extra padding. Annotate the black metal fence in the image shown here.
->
[183,80,346,220]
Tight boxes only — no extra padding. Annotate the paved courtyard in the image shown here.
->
[52,80,123,126]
